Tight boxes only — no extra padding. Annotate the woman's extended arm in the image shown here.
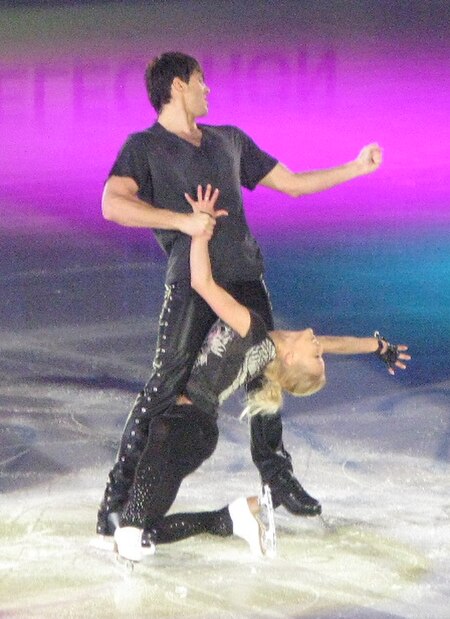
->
[185,185,252,338]
[318,335,410,375]
[318,335,380,354]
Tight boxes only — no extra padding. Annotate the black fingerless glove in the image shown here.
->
[373,331,400,370]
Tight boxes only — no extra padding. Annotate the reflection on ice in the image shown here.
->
[0,386,448,618]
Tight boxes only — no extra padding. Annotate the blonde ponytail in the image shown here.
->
[240,357,284,418]
[241,355,326,419]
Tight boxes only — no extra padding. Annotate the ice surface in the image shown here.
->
[0,228,448,618]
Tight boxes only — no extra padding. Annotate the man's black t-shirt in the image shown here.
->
[109,123,278,284]
[185,311,276,418]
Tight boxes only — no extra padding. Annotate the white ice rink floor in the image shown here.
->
[0,242,449,618]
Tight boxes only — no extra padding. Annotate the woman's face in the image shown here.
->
[288,328,325,379]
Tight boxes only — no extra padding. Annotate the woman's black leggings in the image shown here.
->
[148,506,233,545]
[120,404,219,529]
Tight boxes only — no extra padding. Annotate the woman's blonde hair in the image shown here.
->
[241,355,326,418]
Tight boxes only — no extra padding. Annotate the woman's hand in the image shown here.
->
[184,184,227,238]
[375,332,411,375]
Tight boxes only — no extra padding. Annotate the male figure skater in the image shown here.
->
[97,51,382,537]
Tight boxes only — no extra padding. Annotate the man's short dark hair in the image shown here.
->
[145,52,202,113]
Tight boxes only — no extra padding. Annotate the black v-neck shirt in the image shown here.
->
[109,123,278,284]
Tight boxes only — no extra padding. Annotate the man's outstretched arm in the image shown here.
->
[259,143,382,197]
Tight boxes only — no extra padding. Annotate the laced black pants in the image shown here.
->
[98,279,293,532]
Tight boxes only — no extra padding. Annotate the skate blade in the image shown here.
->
[115,552,136,572]
[259,484,276,558]
[318,514,338,533]
[141,541,156,556]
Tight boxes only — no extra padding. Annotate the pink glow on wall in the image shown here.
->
[1,7,448,237]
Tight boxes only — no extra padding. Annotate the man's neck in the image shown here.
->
[158,105,199,136]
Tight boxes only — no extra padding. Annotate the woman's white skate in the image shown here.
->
[229,486,276,558]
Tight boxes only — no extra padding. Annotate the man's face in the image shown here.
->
[183,70,210,117]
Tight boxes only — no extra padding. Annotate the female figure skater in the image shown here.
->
[112,185,410,562]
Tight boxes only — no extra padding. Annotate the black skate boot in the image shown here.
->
[268,470,321,516]
[96,505,120,536]
[96,477,124,536]
[96,464,136,536]
[90,508,121,552]
[93,506,156,556]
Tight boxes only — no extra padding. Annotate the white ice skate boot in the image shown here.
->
[91,529,155,557]
[229,496,269,558]
[114,526,144,563]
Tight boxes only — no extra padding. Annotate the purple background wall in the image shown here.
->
[1,0,449,236]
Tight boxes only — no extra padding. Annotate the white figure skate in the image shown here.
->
[229,486,276,558]
[114,526,144,563]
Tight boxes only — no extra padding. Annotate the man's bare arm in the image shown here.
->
[259,143,382,197]
[102,175,216,237]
